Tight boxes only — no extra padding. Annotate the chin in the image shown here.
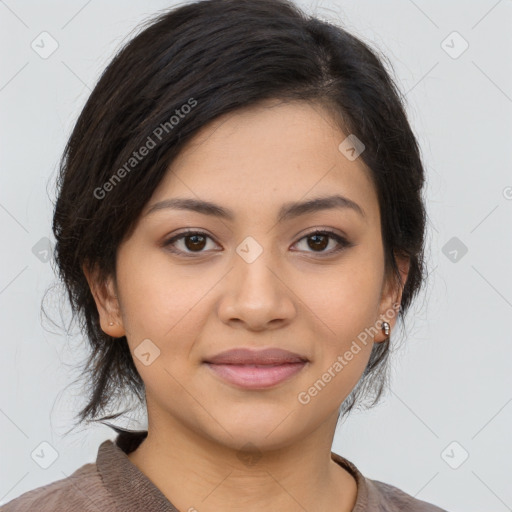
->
[204,411,308,453]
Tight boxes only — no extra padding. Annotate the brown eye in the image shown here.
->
[163,230,218,256]
[183,234,207,251]
[307,233,329,251]
[293,230,352,255]
[163,229,352,258]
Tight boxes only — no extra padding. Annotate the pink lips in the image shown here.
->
[204,348,308,389]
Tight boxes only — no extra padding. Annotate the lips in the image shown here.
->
[203,348,309,389]
[204,347,308,365]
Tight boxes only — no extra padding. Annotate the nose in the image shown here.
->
[217,243,297,331]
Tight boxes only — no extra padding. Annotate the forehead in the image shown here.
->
[148,100,379,226]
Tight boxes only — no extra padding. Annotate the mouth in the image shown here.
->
[203,347,309,389]
[204,361,308,389]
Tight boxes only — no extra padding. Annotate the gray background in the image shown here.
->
[1,1,511,510]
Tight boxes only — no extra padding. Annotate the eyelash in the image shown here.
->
[162,229,352,258]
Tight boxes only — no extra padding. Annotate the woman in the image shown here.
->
[3,0,449,510]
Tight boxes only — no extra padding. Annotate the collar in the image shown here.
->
[97,427,370,511]
[97,428,179,512]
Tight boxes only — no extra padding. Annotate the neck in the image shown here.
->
[127,412,357,512]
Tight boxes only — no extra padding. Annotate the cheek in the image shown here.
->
[115,245,183,339]
[115,245,214,365]
[295,252,383,337]
[291,252,383,399]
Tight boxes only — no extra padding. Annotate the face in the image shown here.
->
[86,99,408,452]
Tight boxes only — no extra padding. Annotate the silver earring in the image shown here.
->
[109,321,114,326]
[382,321,390,336]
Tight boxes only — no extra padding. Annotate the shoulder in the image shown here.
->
[366,477,449,511]
[331,451,449,512]
[1,462,117,512]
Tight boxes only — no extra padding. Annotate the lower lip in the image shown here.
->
[204,362,307,389]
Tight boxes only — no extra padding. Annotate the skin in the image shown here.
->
[84,99,409,512]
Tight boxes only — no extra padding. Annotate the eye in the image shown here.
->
[162,229,352,257]
[163,230,219,256]
[292,230,352,255]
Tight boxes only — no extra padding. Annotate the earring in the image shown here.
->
[382,321,390,336]
[109,321,114,326]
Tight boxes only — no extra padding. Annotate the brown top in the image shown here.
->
[2,427,449,511]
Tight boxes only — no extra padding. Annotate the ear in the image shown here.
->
[374,252,410,343]
[82,262,126,338]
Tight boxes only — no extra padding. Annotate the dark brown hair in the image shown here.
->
[50,0,428,429]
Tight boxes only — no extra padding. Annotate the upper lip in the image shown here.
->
[204,348,309,365]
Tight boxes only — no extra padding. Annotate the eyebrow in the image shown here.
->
[145,194,366,223]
